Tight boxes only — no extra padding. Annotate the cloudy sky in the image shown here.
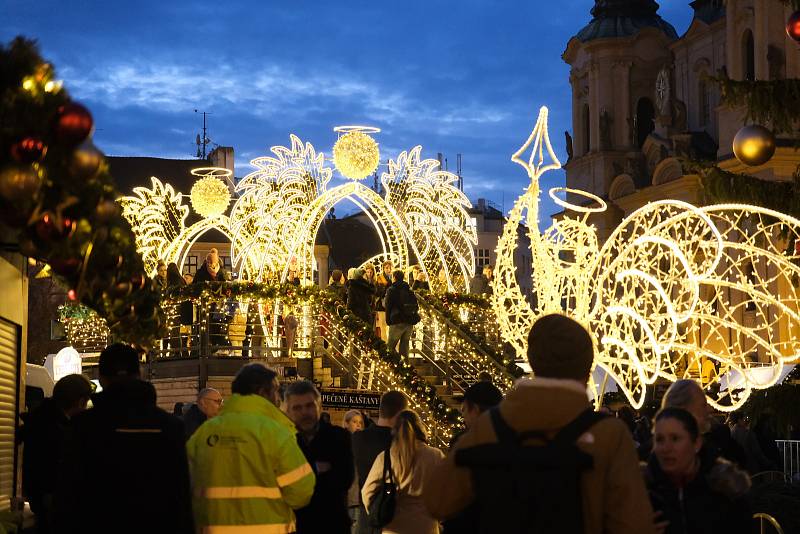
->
[4,1,693,218]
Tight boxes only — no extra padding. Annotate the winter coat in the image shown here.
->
[411,279,430,292]
[385,280,416,325]
[352,424,393,534]
[363,443,444,534]
[347,278,376,325]
[182,403,207,439]
[20,398,69,514]
[468,274,491,295]
[375,273,392,311]
[193,261,229,284]
[295,422,355,534]
[187,394,315,533]
[424,376,656,534]
[328,281,347,301]
[56,379,194,534]
[645,452,752,534]
[731,425,773,474]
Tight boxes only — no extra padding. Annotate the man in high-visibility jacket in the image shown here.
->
[188,363,315,533]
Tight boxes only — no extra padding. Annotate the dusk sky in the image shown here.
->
[5,1,693,218]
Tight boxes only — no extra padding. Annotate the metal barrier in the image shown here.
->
[776,440,800,483]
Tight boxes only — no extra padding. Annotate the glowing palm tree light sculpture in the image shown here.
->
[493,106,800,411]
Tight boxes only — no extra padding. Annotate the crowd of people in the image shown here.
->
[19,311,776,533]
[151,249,496,358]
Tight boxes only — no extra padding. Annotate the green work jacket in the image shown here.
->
[187,393,315,533]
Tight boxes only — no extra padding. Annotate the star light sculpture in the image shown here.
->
[494,106,800,411]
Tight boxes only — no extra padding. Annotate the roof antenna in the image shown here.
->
[194,110,211,159]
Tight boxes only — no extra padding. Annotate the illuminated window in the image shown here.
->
[476,249,490,270]
[186,255,198,274]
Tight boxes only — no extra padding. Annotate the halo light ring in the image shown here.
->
[549,187,608,213]
[191,166,233,179]
[333,125,381,135]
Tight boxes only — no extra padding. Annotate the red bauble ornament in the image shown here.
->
[67,289,78,301]
[787,11,800,42]
[131,272,146,290]
[35,213,73,242]
[10,138,47,163]
[55,103,94,146]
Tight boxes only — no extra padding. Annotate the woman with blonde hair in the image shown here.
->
[362,410,444,534]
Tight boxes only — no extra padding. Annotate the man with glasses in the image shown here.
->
[183,388,223,438]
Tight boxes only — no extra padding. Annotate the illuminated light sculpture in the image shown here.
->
[332,126,381,180]
[121,135,476,292]
[189,167,232,218]
[493,106,800,411]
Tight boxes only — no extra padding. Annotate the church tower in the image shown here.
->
[562,0,678,207]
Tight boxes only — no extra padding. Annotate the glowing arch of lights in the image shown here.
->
[494,105,800,412]
[120,133,477,292]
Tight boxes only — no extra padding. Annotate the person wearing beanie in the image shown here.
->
[55,344,194,533]
[424,314,656,534]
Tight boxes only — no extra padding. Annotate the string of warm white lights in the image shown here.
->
[493,106,800,411]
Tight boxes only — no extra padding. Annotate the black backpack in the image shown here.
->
[399,286,420,325]
[454,407,605,534]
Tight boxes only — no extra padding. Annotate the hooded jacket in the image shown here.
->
[56,379,194,534]
[187,394,315,533]
[424,377,656,534]
[644,452,751,534]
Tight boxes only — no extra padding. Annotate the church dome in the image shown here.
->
[575,0,678,42]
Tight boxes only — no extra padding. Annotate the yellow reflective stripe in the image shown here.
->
[200,486,282,499]
[203,523,295,534]
[276,462,313,487]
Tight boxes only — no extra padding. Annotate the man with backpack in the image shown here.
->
[424,314,656,534]
[384,270,420,359]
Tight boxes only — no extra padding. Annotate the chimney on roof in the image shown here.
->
[209,146,235,189]
[477,198,486,211]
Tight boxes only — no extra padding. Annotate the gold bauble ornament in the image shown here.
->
[333,131,380,180]
[733,125,776,166]
[190,176,231,218]
[69,140,104,179]
[0,163,42,202]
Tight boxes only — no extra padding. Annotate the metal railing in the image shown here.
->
[776,440,800,484]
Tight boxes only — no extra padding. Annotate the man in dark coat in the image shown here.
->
[384,270,417,358]
[21,374,92,534]
[56,344,194,534]
[284,380,354,534]
[351,390,408,534]
[182,387,223,438]
[347,269,375,326]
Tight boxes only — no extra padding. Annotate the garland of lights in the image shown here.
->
[164,282,462,436]
[57,303,110,350]
[418,291,523,378]
[493,106,800,412]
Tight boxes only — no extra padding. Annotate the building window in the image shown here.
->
[698,79,710,127]
[476,249,490,270]
[743,30,755,81]
[636,98,655,148]
[186,255,198,274]
[221,255,232,271]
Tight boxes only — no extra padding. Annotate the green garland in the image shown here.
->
[57,302,99,322]
[166,282,462,426]
[0,38,162,347]
[690,162,800,218]
[419,291,524,378]
[709,73,800,136]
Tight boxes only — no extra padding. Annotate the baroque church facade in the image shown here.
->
[562,0,800,234]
